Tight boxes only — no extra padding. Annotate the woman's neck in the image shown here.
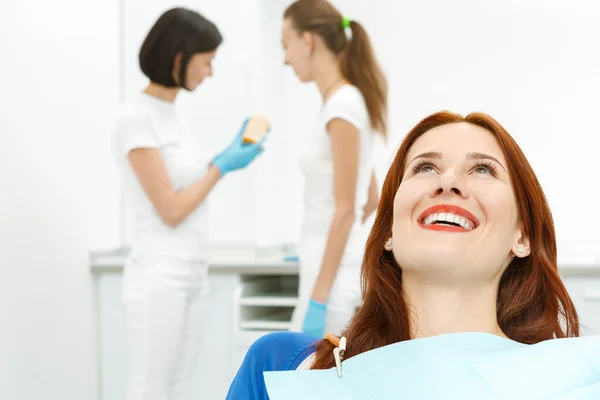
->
[314,58,347,101]
[402,275,507,339]
[143,82,179,103]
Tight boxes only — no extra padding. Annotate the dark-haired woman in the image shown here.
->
[111,8,264,400]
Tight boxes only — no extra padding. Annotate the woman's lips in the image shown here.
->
[417,204,480,232]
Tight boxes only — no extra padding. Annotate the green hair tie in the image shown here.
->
[340,16,352,29]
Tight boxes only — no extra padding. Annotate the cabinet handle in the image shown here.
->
[583,288,600,301]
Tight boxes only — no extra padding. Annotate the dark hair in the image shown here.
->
[310,111,580,370]
[284,0,388,136]
[139,7,223,89]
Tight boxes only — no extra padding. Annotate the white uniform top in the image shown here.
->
[298,84,374,265]
[112,93,210,262]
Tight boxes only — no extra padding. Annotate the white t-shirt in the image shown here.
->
[112,93,210,261]
[298,84,374,264]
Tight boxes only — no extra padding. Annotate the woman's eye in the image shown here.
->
[473,162,498,176]
[410,160,437,175]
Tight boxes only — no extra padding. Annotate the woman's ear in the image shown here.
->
[172,52,183,84]
[301,31,314,56]
[511,233,531,258]
[384,237,393,251]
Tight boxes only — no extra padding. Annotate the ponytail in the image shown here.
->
[341,21,388,136]
[284,0,388,136]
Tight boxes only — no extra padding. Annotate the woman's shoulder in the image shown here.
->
[112,100,149,134]
[114,96,151,123]
[226,332,318,399]
[328,84,364,105]
[323,84,369,126]
[244,331,317,370]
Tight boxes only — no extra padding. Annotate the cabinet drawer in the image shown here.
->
[233,274,299,332]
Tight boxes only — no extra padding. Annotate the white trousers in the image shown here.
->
[289,235,362,336]
[122,255,210,400]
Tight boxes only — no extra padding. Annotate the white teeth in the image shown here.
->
[423,212,474,230]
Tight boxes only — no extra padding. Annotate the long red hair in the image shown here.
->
[311,111,579,369]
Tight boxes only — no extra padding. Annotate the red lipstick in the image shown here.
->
[417,204,479,232]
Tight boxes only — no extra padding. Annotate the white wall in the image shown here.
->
[0,1,121,399]
[2,0,600,399]
[122,0,600,258]
[122,0,274,246]
[249,0,600,259]
[120,0,388,247]
[332,0,600,259]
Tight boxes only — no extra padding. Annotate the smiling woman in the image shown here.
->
[310,110,579,366]
[390,119,530,291]
[225,110,580,399]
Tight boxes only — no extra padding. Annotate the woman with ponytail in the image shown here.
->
[280,0,388,340]
[226,110,582,399]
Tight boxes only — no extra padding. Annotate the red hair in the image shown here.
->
[311,111,579,369]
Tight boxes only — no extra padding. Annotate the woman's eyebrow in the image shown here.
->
[466,152,507,171]
[408,151,442,164]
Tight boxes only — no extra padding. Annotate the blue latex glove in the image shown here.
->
[212,119,265,176]
[301,299,327,338]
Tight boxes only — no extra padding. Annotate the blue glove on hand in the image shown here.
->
[211,119,265,176]
[301,299,327,338]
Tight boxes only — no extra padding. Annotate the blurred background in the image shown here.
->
[1,0,599,399]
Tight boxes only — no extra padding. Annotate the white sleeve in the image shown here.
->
[321,88,364,131]
[113,108,159,157]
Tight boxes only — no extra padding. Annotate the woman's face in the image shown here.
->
[281,18,313,82]
[177,50,216,90]
[390,122,530,284]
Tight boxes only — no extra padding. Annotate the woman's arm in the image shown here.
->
[362,169,379,223]
[128,148,221,227]
[310,118,360,303]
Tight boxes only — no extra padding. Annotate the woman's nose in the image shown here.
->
[432,170,469,198]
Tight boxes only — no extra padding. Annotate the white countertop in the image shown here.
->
[90,246,600,277]
[89,245,299,275]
